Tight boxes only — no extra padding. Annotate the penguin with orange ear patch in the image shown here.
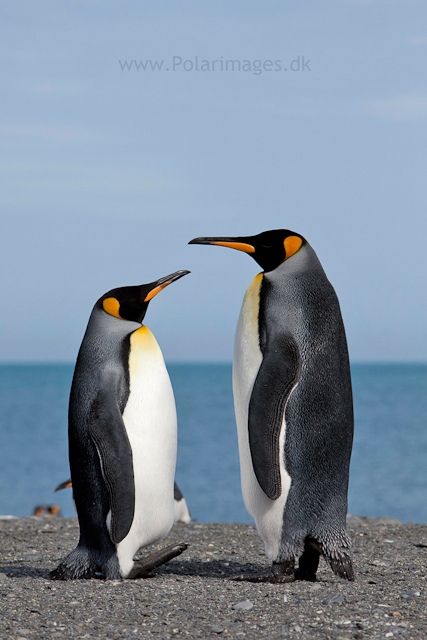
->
[189,230,354,583]
[51,271,190,580]
[33,505,62,517]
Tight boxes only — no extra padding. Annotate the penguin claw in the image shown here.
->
[127,542,189,579]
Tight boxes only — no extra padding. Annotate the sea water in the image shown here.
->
[0,363,426,523]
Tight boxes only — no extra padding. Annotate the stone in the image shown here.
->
[209,626,223,634]
[322,591,344,605]
[232,600,254,611]
[375,517,402,525]
[346,514,402,527]
[18,553,43,561]
[400,590,420,597]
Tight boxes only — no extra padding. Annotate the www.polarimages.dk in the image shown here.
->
[119,56,311,74]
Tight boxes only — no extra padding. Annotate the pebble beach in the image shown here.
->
[0,515,426,640]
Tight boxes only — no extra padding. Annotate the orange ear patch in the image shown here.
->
[103,297,122,319]
[284,235,303,259]
[211,241,255,253]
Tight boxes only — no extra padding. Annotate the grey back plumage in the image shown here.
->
[260,243,353,556]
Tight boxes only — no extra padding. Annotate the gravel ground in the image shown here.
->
[0,515,426,640]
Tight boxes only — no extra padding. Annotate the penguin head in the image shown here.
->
[99,270,190,324]
[189,229,305,272]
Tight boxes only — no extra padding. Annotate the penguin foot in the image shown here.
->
[230,560,295,583]
[295,537,320,581]
[271,560,296,583]
[50,546,114,580]
[127,542,189,579]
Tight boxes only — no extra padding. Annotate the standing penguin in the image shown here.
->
[54,479,191,524]
[51,270,190,580]
[189,231,354,582]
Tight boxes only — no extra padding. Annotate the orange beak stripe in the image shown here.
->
[144,281,172,302]
[210,241,255,253]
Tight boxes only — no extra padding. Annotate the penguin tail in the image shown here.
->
[322,546,354,581]
[174,498,192,524]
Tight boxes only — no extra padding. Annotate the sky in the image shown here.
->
[1,0,426,363]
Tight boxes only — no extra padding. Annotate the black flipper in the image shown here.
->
[248,333,300,500]
[88,368,135,544]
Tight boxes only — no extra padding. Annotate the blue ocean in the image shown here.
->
[0,363,426,523]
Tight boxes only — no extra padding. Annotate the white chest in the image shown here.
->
[123,325,177,447]
[232,274,292,561]
[115,325,177,576]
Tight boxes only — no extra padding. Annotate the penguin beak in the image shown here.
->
[144,270,190,302]
[55,480,72,492]
[188,237,255,254]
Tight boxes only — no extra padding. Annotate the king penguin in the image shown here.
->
[189,231,354,582]
[51,270,190,580]
[54,479,191,524]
